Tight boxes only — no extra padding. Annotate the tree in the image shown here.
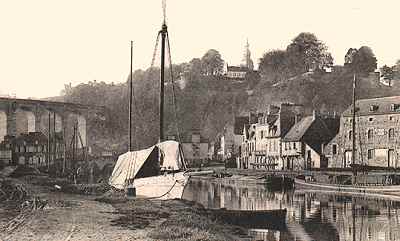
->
[258,50,291,83]
[344,48,358,65]
[200,49,224,76]
[286,32,333,73]
[188,58,202,78]
[346,46,377,74]
[394,59,400,79]
[380,65,394,79]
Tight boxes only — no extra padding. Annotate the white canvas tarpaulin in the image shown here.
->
[108,140,185,189]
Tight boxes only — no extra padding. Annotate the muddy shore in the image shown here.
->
[0,176,252,241]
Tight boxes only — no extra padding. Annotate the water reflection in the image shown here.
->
[182,177,400,241]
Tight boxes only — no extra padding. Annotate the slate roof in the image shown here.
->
[342,96,400,117]
[266,115,279,125]
[233,116,249,135]
[283,115,339,143]
[283,116,314,142]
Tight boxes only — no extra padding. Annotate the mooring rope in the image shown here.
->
[137,179,179,200]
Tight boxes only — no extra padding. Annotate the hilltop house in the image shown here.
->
[224,65,248,79]
[282,111,340,170]
[324,96,400,168]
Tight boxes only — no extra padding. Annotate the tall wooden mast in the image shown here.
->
[159,0,168,142]
[352,73,357,179]
[129,41,133,151]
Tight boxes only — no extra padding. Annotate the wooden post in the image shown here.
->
[53,112,56,169]
[62,125,66,174]
[47,111,51,171]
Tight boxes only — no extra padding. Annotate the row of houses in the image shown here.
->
[0,132,65,168]
[219,95,400,170]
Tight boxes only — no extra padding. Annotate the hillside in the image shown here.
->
[50,64,400,154]
[55,71,252,153]
[243,69,400,116]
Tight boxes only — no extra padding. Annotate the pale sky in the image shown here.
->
[1,0,399,98]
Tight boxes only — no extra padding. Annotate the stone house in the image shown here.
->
[180,130,209,166]
[324,96,400,168]
[239,122,257,169]
[239,103,302,170]
[218,114,257,165]
[224,65,248,79]
[282,111,340,170]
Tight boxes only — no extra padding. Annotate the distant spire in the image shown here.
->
[241,38,254,70]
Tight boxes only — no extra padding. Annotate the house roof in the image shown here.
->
[283,116,314,142]
[234,116,249,135]
[227,65,248,72]
[283,115,339,143]
[342,96,400,117]
[266,115,279,125]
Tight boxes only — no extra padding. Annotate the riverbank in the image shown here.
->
[105,197,250,241]
[0,176,251,241]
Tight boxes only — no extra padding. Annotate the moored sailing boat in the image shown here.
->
[108,3,189,200]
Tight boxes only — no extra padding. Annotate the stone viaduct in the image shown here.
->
[0,97,104,149]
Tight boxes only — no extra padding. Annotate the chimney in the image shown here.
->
[312,110,317,121]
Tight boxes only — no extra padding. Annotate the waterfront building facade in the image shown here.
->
[180,130,209,166]
[282,111,340,170]
[239,103,303,170]
[324,96,400,168]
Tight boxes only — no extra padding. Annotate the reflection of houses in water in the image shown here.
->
[186,179,286,211]
[294,191,400,241]
[183,179,400,241]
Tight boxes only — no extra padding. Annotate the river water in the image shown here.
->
[182,177,400,241]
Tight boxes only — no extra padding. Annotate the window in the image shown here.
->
[348,130,353,140]
[260,131,264,139]
[370,105,379,112]
[389,116,394,121]
[332,144,337,155]
[367,149,374,159]
[369,117,373,122]
[293,142,297,150]
[390,104,400,112]
[389,128,395,139]
[367,129,374,140]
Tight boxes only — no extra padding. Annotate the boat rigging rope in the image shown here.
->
[166,31,181,143]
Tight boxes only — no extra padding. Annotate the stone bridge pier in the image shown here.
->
[0,97,102,150]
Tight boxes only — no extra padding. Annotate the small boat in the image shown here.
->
[209,208,287,230]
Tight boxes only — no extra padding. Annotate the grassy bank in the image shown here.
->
[98,192,250,241]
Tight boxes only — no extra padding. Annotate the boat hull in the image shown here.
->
[133,171,189,200]
[210,209,287,230]
[295,178,400,193]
